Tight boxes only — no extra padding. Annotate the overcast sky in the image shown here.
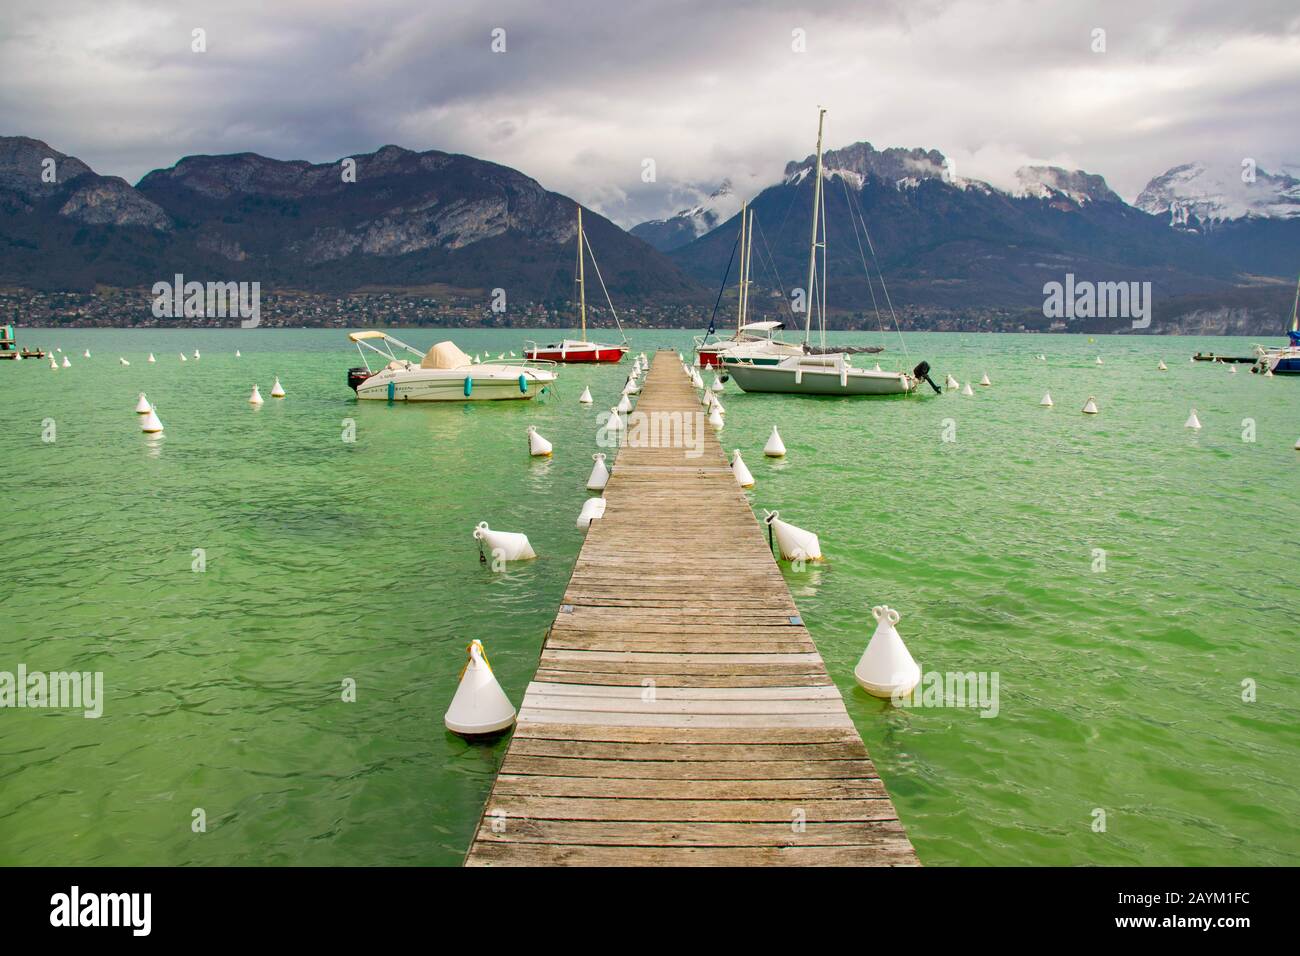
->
[2,0,1297,226]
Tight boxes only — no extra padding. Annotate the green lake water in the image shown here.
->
[1,328,1297,866]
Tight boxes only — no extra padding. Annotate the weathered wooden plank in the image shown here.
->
[466,843,920,867]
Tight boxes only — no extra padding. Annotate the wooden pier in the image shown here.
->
[464,351,918,866]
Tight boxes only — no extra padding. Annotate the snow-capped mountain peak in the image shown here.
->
[1013,166,1120,205]
[1136,161,1300,229]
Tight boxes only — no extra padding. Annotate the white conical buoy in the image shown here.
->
[578,385,593,404]
[473,521,536,561]
[270,377,285,398]
[1229,365,1237,374]
[444,640,516,737]
[606,407,623,431]
[587,453,610,491]
[979,372,990,386]
[140,406,164,433]
[147,353,155,363]
[1037,354,1046,361]
[961,382,974,396]
[1294,437,1300,450]
[83,349,90,358]
[235,350,241,358]
[711,375,724,392]
[61,356,71,367]
[764,426,786,458]
[764,511,822,562]
[708,405,724,429]
[134,393,152,414]
[853,605,921,699]
[1185,409,1202,430]
[249,385,264,405]
[473,355,481,364]
[49,358,58,370]
[1040,392,1053,407]
[193,350,200,360]
[119,357,130,366]
[576,497,606,529]
[1095,356,1103,365]
[179,353,187,362]
[731,449,755,488]
[710,396,726,415]
[616,393,632,414]
[526,425,553,457]
[1082,396,1099,414]
[944,374,959,390]
[1157,360,1167,371]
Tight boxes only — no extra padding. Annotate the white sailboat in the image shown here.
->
[726,109,932,397]
[694,203,804,368]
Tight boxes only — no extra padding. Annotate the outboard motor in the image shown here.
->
[913,360,941,394]
[348,367,372,392]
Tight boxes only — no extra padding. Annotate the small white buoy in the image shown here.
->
[1095,356,1103,365]
[509,351,516,358]
[249,385,264,405]
[607,407,624,431]
[710,396,726,415]
[140,406,164,433]
[1229,365,1237,375]
[764,426,786,458]
[731,449,755,488]
[271,377,285,398]
[473,355,481,364]
[710,375,724,393]
[1157,360,1167,371]
[1294,436,1300,450]
[764,510,822,562]
[61,356,71,368]
[708,405,724,429]
[1037,354,1046,361]
[444,640,516,737]
[147,353,155,363]
[616,393,632,414]
[961,382,974,396]
[853,605,921,699]
[496,352,504,360]
[119,357,130,366]
[1040,392,1053,407]
[1082,396,1099,415]
[576,497,607,529]
[83,349,90,358]
[587,453,610,491]
[179,353,187,362]
[1265,367,1274,378]
[49,357,58,370]
[473,521,536,561]
[979,372,991,386]
[235,350,241,358]
[134,393,152,415]
[578,385,593,404]
[193,350,200,360]
[1185,409,1202,430]
[526,425,553,457]
[944,373,959,390]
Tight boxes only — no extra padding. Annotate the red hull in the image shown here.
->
[525,345,626,363]
[695,350,724,368]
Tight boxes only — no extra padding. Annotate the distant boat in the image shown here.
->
[1252,273,1300,375]
[524,207,627,364]
[726,108,935,397]
[348,332,557,401]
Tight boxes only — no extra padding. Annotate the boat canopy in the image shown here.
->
[1289,330,1300,346]
[348,330,391,342]
[740,321,784,333]
[420,340,473,369]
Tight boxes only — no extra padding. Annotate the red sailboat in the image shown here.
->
[525,206,628,364]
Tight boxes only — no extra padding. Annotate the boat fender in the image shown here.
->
[387,381,395,401]
[464,376,473,397]
[519,374,528,394]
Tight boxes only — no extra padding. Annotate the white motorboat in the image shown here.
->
[347,333,557,401]
[726,108,936,398]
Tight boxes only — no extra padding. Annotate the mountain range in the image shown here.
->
[1,134,1296,332]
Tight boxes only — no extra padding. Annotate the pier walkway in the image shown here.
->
[464,351,918,865]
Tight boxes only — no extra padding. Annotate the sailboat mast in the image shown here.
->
[743,208,755,326]
[737,202,748,333]
[577,206,586,342]
[804,108,827,344]
[1291,272,1299,332]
